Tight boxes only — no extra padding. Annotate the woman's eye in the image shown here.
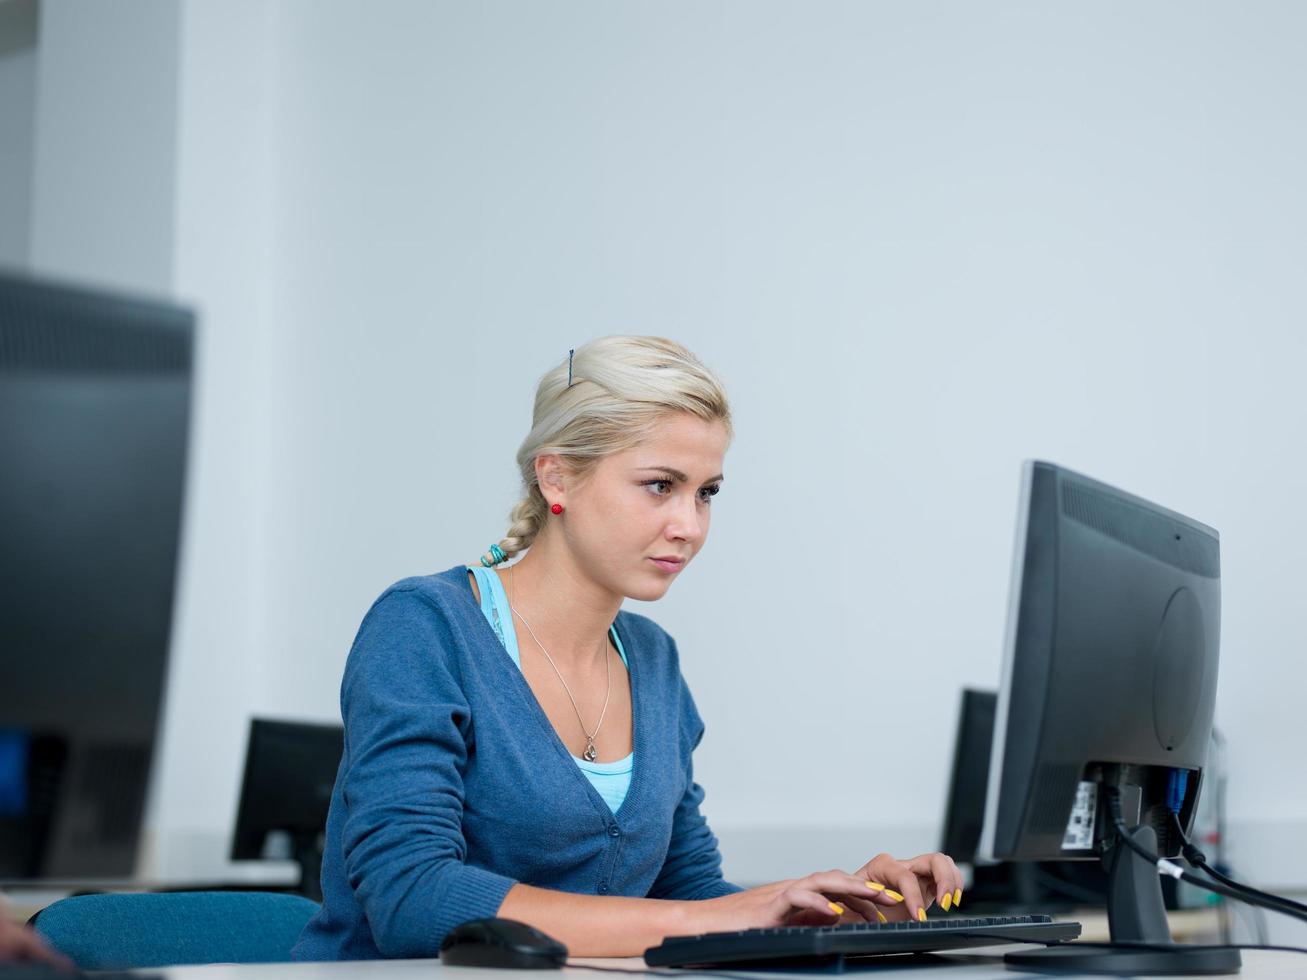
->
[643,480,721,502]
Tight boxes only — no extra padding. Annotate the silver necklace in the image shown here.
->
[508,564,612,762]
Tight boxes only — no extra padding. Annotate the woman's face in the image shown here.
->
[555,412,730,602]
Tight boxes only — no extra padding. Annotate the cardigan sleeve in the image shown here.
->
[646,672,745,901]
[338,587,518,956]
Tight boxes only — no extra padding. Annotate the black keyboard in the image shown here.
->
[644,914,1082,968]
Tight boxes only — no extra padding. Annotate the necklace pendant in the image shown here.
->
[583,741,597,762]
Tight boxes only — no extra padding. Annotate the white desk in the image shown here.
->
[135,948,1302,980]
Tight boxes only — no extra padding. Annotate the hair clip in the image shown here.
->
[568,348,575,387]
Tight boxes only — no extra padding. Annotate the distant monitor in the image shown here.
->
[943,688,1115,912]
[0,270,193,882]
[941,689,998,863]
[978,461,1233,975]
[231,719,343,901]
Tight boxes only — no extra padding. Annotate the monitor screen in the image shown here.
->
[941,688,998,863]
[231,718,343,900]
[0,270,193,881]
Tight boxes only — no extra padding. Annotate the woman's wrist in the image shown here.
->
[678,884,768,935]
[659,897,696,941]
[499,883,706,957]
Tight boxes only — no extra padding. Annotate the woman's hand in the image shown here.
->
[848,851,964,923]
[0,911,74,970]
[687,853,963,934]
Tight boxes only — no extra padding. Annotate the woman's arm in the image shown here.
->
[498,884,691,957]
[498,869,917,957]
[338,590,518,957]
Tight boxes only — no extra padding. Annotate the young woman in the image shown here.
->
[293,337,961,960]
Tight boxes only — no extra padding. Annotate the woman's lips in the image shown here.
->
[650,558,684,573]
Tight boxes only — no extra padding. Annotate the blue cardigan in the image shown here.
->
[293,564,742,960]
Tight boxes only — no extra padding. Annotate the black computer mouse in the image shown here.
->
[439,917,569,969]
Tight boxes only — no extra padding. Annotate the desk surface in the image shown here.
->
[132,948,1301,980]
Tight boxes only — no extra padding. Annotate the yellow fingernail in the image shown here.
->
[885,889,905,902]
[829,902,844,915]
[941,893,952,912]
[865,881,885,892]
[876,910,888,924]
[917,907,928,922]
[954,888,962,908]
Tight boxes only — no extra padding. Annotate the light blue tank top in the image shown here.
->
[465,565,633,814]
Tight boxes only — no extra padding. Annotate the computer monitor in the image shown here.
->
[978,460,1234,975]
[0,269,193,882]
[230,719,343,901]
[942,689,998,863]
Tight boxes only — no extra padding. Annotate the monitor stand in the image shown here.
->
[1005,825,1241,976]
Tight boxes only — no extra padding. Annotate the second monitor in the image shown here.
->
[231,718,343,902]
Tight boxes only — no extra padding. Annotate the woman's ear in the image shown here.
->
[535,453,568,498]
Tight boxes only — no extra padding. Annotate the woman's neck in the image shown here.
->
[499,533,623,671]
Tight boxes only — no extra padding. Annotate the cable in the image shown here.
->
[1176,824,1307,917]
[1162,773,1307,919]
[1103,786,1307,925]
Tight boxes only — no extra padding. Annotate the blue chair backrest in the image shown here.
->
[31,891,321,969]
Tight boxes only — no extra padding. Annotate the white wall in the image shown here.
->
[17,0,1307,892]
[147,0,282,881]
[256,0,1307,886]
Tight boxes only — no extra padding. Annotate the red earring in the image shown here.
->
[551,503,563,515]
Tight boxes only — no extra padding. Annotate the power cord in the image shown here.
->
[1162,767,1307,924]
[1164,791,1307,919]
[1103,784,1307,924]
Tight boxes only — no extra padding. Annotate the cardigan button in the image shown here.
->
[608,825,620,837]
[598,882,609,894]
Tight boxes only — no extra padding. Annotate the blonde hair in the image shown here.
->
[479,336,732,566]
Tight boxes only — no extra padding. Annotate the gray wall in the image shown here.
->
[14,1,1307,905]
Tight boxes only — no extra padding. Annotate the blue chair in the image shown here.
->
[30,891,321,969]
